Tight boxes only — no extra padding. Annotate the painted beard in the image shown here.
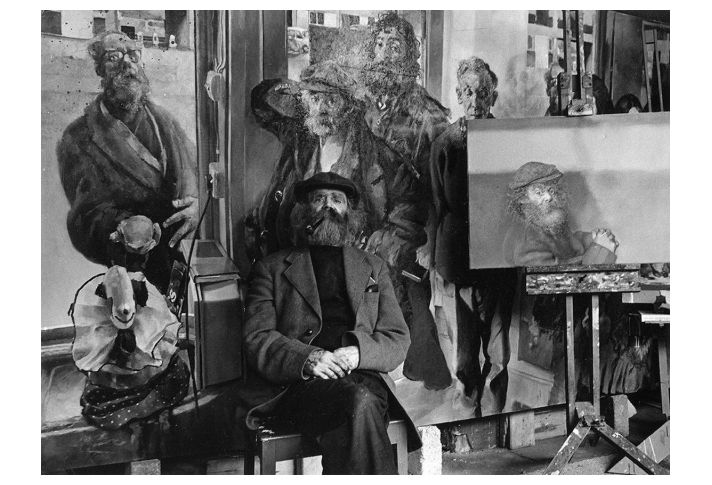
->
[304,112,336,138]
[103,70,150,113]
[362,60,417,100]
[291,204,365,247]
[521,198,569,237]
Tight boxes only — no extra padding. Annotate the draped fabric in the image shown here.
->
[71,272,188,429]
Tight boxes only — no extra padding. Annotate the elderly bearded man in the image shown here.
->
[503,161,619,266]
[248,61,400,260]
[243,172,421,475]
[57,31,198,292]
[428,57,516,414]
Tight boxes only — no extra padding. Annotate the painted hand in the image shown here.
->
[163,196,199,248]
[366,229,400,267]
[303,349,351,379]
[592,228,619,253]
[415,241,431,270]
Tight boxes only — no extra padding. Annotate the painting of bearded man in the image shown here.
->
[503,161,618,267]
[57,31,198,293]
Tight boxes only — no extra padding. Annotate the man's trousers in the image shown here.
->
[274,370,397,474]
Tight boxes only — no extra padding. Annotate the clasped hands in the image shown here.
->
[592,227,619,253]
[303,346,360,380]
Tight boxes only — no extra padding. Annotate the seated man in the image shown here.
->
[243,172,421,474]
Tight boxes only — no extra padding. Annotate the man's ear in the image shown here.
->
[491,90,498,107]
[95,283,107,299]
[455,86,463,104]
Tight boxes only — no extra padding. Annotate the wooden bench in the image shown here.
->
[243,419,409,475]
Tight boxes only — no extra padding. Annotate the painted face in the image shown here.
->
[526,183,555,206]
[301,90,348,137]
[373,27,407,64]
[522,182,568,233]
[99,33,145,80]
[308,189,348,216]
[99,34,149,111]
[457,69,495,119]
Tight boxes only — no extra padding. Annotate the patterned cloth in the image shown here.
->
[71,271,189,429]
[81,353,189,429]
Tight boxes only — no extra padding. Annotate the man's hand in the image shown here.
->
[592,228,619,253]
[303,349,351,379]
[366,229,400,267]
[415,241,431,270]
[163,196,199,248]
[333,346,360,371]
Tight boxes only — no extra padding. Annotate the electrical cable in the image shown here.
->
[177,191,214,415]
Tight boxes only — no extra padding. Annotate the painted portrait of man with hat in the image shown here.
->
[248,60,400,260]
[503,161,619,267]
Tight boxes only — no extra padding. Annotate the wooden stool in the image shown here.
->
[243,419,409,475]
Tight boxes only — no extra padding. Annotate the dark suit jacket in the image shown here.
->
[243,245,421,451]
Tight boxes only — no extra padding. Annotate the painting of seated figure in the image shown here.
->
[467,112,669,270]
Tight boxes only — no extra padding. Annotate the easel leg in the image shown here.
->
[594,422,669,475]
[591,295,600,416]
[565,295,576,431]
[544,420,590,475]
[608,420,670,474]
[657,334,670,417]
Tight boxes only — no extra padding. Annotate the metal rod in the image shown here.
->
[642,26,653,112]
[653,32,664,111]
[576,10,585,97]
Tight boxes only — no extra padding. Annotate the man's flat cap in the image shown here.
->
[299,60,358,95]
[509,161,563,190]
[294,172,359,204]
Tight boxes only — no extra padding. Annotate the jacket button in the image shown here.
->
[274,190,283,202]
[304,329,314,336]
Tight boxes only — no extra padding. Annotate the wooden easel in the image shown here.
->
[525,264,669,475]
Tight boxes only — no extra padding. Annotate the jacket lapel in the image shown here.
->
[85,98,164,193]
[283,248,322,321]
[343,246,370,315]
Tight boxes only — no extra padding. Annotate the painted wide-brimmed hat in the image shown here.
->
[294,172,360,205]
[508,161,563,190]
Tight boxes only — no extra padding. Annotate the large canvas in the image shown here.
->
[467,113,670,269]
